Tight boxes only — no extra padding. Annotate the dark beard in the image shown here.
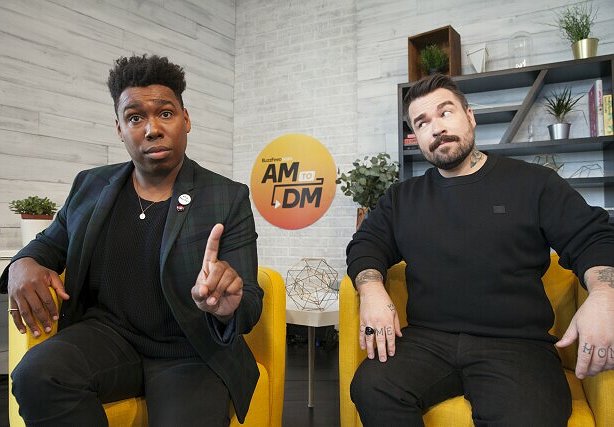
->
[426,134,475,170]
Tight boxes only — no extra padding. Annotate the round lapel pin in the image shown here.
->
[178,194,191,205]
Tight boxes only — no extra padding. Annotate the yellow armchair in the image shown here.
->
[9,266,286,427]
[339,254,614,427]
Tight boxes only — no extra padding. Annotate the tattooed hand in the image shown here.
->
[556,266,614,378]
[356,269,402,362]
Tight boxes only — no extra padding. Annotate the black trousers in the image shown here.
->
[11,319,230,427]
[350,325,571,427]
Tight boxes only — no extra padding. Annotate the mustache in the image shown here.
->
[429,134,460,152]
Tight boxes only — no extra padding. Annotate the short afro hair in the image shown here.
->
[107,54,186,114]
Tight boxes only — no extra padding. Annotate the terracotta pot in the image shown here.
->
[356,207,369,230]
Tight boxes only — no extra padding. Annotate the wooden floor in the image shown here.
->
[0,325,340,427]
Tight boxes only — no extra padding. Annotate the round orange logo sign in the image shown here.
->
[250,134,336,230]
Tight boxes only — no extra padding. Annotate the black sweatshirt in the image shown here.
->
[347,154,614,342]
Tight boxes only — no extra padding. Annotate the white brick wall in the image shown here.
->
[235,0,614,281]
[234,0,358,281]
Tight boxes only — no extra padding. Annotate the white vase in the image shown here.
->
[20,216,53,247]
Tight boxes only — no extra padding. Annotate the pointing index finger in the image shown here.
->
[202,223,224,272]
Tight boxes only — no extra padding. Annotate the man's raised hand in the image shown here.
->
[191,224,243,320]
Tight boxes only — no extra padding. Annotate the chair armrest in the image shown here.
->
[8,287,60,371]
[339,275,366,427]
[243,267,286,427]
[8,287,60,427]
[582,369,614,427]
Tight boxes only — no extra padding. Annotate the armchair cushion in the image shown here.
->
[339,254,614,427]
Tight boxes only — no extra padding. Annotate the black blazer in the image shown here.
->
[1,157,263,422]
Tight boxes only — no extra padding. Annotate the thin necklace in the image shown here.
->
[134,177,158,220]
[137,195,156,220]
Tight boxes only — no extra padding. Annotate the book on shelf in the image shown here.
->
[588,79,604,137]
[604,94,613,136]
[403,133,418,148]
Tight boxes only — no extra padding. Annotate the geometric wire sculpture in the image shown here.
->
[532,154,564,173]
[568,163,603,178]
[286,258,338,311]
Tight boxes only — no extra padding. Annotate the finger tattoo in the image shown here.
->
[375,328,385,336]
[387,303,396,312]
[597,347,607,358]
[386,326,393,335]
[582,343,594,354]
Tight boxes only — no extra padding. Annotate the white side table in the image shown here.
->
[286,296,339,408]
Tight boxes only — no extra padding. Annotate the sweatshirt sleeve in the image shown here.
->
[346,183,403,285]
[539,170,614,286]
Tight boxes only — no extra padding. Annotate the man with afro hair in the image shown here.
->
[3,54,262,426]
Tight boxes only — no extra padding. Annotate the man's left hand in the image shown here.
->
[191,223,243,321]
[556,266,614,379]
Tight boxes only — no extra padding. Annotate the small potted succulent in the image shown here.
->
[544,87,582,140]
[419,44,449,75]
[9,196,58,246]
[337,153,399,229]
[554,2,599,59]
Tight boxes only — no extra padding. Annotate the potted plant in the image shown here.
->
[419,44,449,75]
[544,87,582,140]
[9,196,58,247]
[336,153,399,229]
[554,2,599,59]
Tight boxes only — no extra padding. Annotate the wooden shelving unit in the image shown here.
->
[397,54,614,209]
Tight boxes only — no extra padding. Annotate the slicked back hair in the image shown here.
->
[107,54,186,115]
[403,73,469,130]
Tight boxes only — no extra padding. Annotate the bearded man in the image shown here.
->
[346,73,614,427]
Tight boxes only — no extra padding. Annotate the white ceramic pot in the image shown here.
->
[20,215,53,247]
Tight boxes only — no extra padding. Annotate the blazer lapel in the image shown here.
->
[75,162,134,288]
[160,157,196,267]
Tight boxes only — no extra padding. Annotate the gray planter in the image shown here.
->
[547,123,571,140]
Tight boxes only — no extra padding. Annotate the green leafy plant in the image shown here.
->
[336,153,399,211]
[9,196,58,216]
[544,87,583,123]
[554,2,598,43]
[419,44,449,74]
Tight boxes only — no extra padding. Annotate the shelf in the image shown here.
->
[473,105,521,124]
[568,176,614,188]
[402,136,614,158]
[407,26,461,82]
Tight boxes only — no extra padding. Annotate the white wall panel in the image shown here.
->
[0,0,235,250]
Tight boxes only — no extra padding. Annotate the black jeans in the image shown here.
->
[350,325,571,427]
[11,319,230,427]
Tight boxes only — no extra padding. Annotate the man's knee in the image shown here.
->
[12,339,90,405]
[350,360,420,410]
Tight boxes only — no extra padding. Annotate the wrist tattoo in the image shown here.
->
[596,267,614,289]
[387,303,396,312]
[356,269,383,287]
[470,150,483,168]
